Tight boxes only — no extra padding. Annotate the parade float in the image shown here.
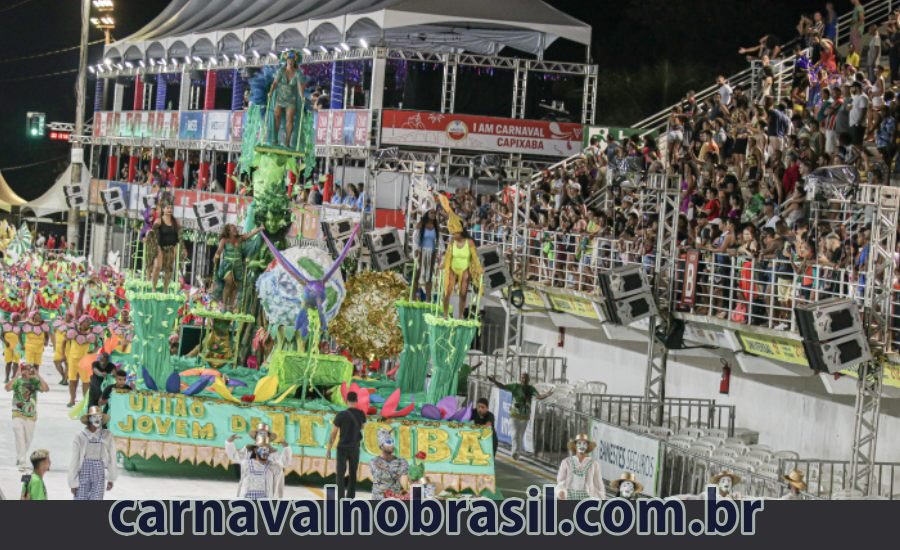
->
[104,51,496,497]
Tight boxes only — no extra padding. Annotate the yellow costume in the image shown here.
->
[3,331,20,364]
[66,340,91,383]
[53,330,66,362]
[436,194,483,288]
[23,332,46,365]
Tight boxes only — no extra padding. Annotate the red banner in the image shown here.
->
[380,110,583,157]
[680,250,700,307]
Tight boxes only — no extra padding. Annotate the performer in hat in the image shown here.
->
[437,195,482,318]
[225,427,292,500]
[781,468,807,500]
[369,428,409,500]
[610,472,644,500]
[708,470,742,500]
[556,434,606,500]
[21,309,50,370]
[68,406,118,500]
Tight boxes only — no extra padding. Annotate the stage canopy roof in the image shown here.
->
[104,0,592,60]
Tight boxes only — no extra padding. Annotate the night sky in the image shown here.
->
[1,0,841,199]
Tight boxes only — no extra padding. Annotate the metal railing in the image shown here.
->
[465,354,567,386]
[779,458,900,500]
[576,394,736,435]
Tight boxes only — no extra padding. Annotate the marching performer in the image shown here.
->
[68,405,118,500]
[556,434,606,500]
[3,313,22,383]
[65,315,103,408]
[52,311,72,386]
[21,310,50,370]
[225,423,292,499]
[610,472,643,500]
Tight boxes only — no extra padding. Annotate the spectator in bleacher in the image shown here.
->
[886,20,900,84]
[824,2,838,42]
[850,0,866,54]
[867,24,883,83]
[846,43,861,70]
[738,35,781,61]
[848,82,869,146]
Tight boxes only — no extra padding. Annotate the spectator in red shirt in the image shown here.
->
[702,187,721,220]
[782,153,800,197]
[46,235,56,250]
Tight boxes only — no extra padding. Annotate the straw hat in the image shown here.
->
[783,469,808,491]
[80,405,110,426]
[248,422,279,442]
[710,470,742,486]
[610,472,644,495]
[567,433,596,454]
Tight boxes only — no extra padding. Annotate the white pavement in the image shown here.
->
[0,348,370,500]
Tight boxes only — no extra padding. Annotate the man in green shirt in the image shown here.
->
[5,364,49,470]
[488,373,553,460]
[22,449,50,500]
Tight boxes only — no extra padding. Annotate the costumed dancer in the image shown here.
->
[65,315,104,408]
[3,313,22,383]
[610,472,643,500]
[213,223,263,311]
[437,195,482,318]
[21,310,50,370]
[225,423,292,499]
[108,309,133,354]
[370,428,409,500]
[268,50,305,147]
[52,310,73,386]
[556,434,606,500]
[68,406,118,500]
[415,210,439,301]
[146,201,186,290]
[5,363,48,470]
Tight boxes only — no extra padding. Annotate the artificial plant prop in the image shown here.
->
[395,300,436,393]
[126,279,186,389]
[423,314,480,406]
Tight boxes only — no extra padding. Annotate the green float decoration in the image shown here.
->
[126,279,186,389]
[423,314,479,405]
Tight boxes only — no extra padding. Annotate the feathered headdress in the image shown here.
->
[436,193,463,234]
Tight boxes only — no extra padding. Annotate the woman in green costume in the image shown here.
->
[268,50,305,147]
[213,224,263,311]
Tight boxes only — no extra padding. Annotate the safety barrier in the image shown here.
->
[779,458,900,500]
[575,394,736,436]
[465,354,567,386]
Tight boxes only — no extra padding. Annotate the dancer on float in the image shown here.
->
[437,195,482,318]
[415,210,440,301]
[147,200,186,290]
[268,50,305,147]
[556,434,606,500]
[3,312,22,383]
[213,223,264,311]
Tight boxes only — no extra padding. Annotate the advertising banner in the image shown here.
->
[545,292,601,320]
[381,110,583,157]
[583,126,654,150]
[736,331,808,366]
[315,110,369,147]
[590,420,662,497]
[680,250,700,307]
[230,110,245,142]
[205,111,230,141]
[94,112,104,137]
[108,391,495,490]
[139,112,150,138]
[329,110,345,145]
[179,111,205,140]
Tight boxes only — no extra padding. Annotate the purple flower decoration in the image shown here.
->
[183,376,214,396]
[421,396,470,420]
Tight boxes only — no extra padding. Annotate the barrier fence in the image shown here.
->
[575,394,736,436]
[779,458,900,500]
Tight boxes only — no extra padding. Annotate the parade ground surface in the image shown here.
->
[0,348,551,500]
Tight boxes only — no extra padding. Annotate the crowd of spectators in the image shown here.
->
[430,4,900,337]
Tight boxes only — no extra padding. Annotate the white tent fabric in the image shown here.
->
[105,0,591,58]
[21,164,88,218]
[0,171,27,208]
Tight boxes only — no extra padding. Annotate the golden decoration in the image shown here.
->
[330,271,407,360]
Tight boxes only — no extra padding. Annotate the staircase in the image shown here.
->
[526,0,897,190]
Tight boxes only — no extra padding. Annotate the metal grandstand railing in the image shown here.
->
[779,458,900,500]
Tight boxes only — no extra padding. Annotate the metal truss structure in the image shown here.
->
[849,185,899,494]
[641,174,682,426]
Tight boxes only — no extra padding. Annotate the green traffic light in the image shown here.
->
[30,129,38,136]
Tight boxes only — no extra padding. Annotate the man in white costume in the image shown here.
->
[610,472,643,500]
[556,433,606,500]
[68,406,118,500]
[781,469,807,500]
[225,423,292,499]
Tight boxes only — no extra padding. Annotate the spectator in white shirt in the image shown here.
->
[849,82,868,146]
[717,75,733,115]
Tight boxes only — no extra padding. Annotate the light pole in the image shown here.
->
[68,0,115,253]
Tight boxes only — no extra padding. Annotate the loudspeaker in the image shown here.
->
[372,248,406,272]
[365,228,405,271]
[193,199,223,234]
[802,331,872,374]
[65,194,86,208]
[101,187,126,216]
[476,245,512,293]
[322,218,358,257]
[606,290,657,325]
[795,298,864,343]
[601,265,649,300]
[143,194,158,211]
[477,246,503,272]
